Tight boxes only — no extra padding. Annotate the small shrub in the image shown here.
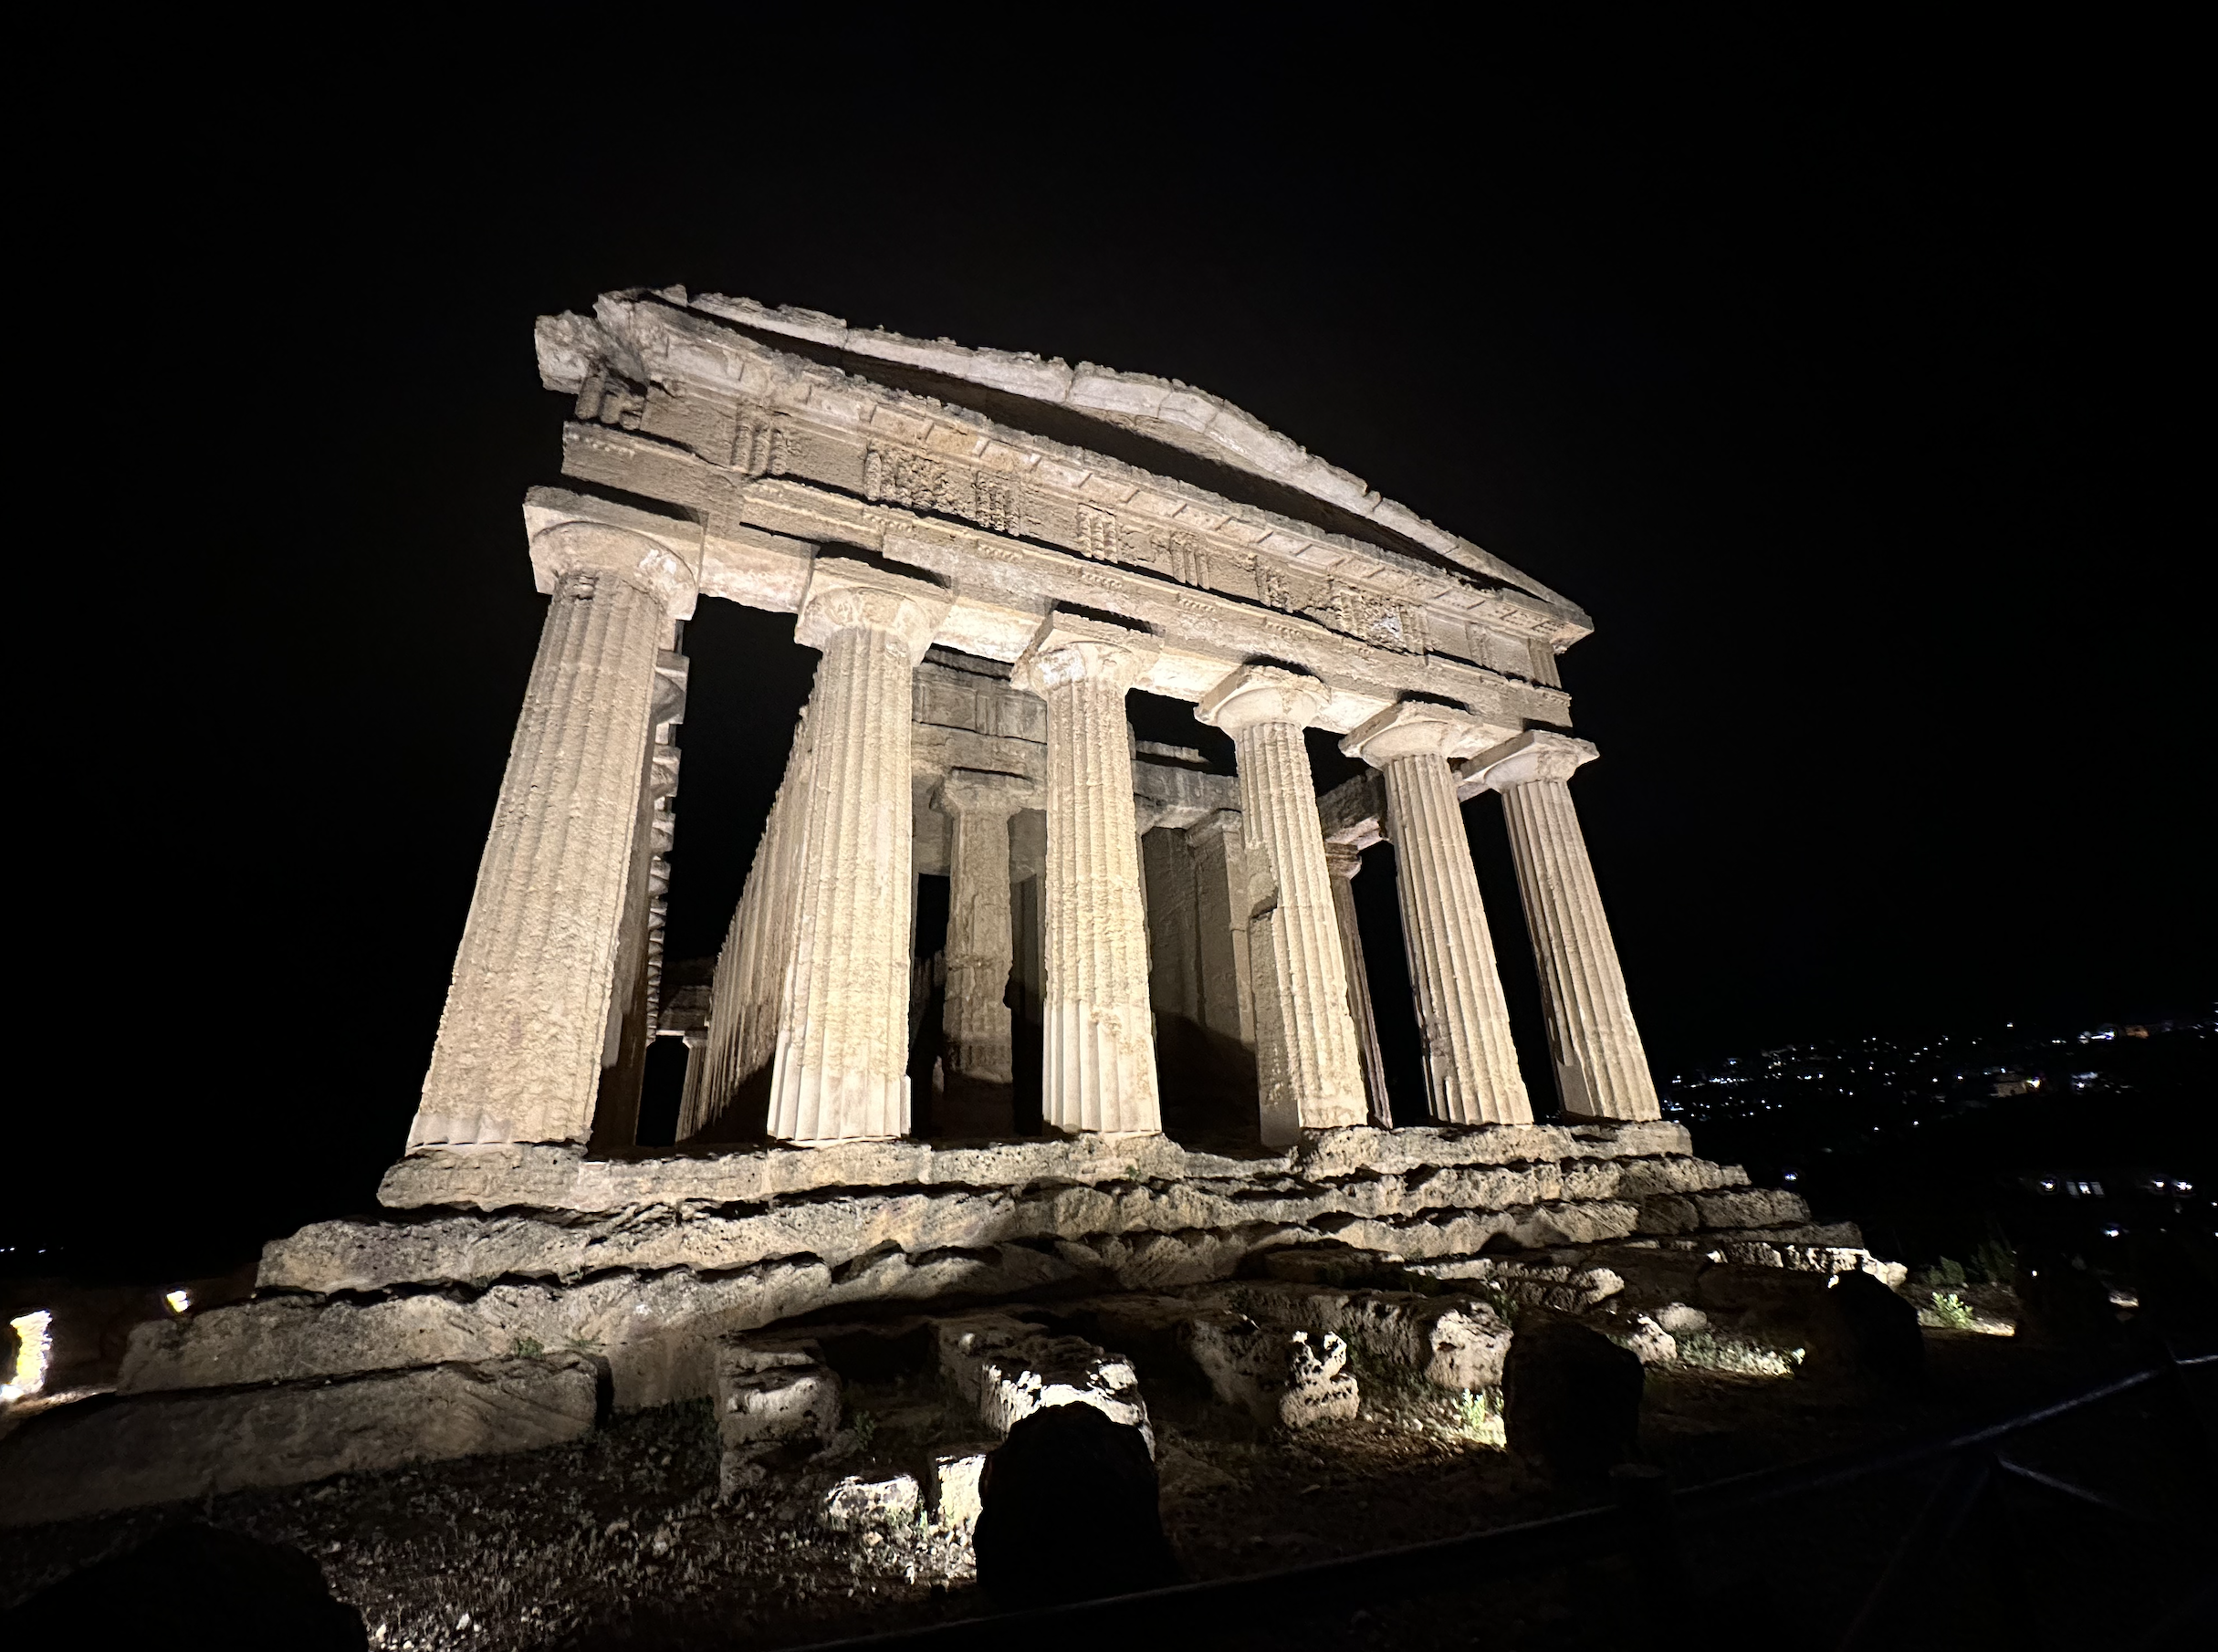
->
[1918,1257,1969,1287]
[1930,1292,1977,1331]
[1971,1239,2017,1286]
[564,1334,604,1354]
[1672,1331,1798,1378]
[1454,1387,1507,1448]
[509,1336,545,1358]
[851,1409,879,1450]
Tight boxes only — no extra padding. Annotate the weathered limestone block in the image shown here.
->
[936,1312,1152,1448]
[930,1448,990,1530]
[0,1354,600,1528]
[1196,666,1367,1143]
[411,504,699,1149]
[823,1473,921,1528]
[1342,703,1531,1126]
[1635,1195,1701,1236]
[376,1121,1702,1216]
[715,1341,841,1495]
[770,560,950,1142]
[1012,616,1162,1134]
[1238,1284,1513,1392]
[1402,1258,1627,1312]
[119,1293,516,1393]
[1623,1314,1678,1364]
[1187,1314,1359,1428]
[1692,1188,1811,1229]
[1466,732,1661,1121]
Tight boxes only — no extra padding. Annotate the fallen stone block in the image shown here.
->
[3,1521,367,1647]
[714,1340,842,1496]
[0,1354,600,1527]
[973,1402,1179,1607]
[822,1471,920,1528]
[936,1312,1151,1448]
[1622,1314,1678,1365]
[1186,1314,1358,1428]
[929,1448,990,1530]
[1502,1321,1643,1485]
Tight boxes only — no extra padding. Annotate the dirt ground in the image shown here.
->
[3,1325,2210,1650]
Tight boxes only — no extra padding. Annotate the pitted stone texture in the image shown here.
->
[284,1155,1742,1299]
[769,561,950,1143]
[1343,704,1531,1126]
[410,507,698,1151]
[822,1473,921,1529]
[1231,1283,1514,1392]
[1401,1258,1627,1312]
[714,1344,842,1496]
[929,1448,991,1530]
[0,1354,599,1529]
[936,1312,1152,1450]
[1014,616,1162,1134]
[1467,732,1660,1121]
[1198,665,1367,1144]
[1187,1315,1360,1428]
[379,1121,1698,1214]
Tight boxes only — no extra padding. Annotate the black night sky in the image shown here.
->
[21,28,2206,1277]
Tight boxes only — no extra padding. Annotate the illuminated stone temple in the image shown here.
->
[1,293,1888,1524]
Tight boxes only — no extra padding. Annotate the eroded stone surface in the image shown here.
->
[0,1355,599,1529]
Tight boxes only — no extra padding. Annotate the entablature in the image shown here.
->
[538,293,1591,684]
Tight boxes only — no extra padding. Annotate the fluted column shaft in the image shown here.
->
[411,518,696,1149]
[1470,733,1658,1120]
[1325,844,1396,1129]
[768,563,948,1143]
[1344,704,1532,1127]
[687,703,812,1140]
[1199,666,1365,1144]
[940,771,1031,1084]
[1015,618,1161,1134]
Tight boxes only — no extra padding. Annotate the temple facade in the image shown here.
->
[5,295,1880,1530]
[409,288,1658,1170]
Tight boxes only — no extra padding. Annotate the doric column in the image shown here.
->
[1187,810,1256,1051]
[410,515,698,1149]
[1012,616,1162,1134]
[1342,704,1533,1126]
[936,768,1032,1084]
[1198,666,1366,1144]
[1465,731,1659,1121]
[768,560,949,1143]
[1324,844,1396,1129]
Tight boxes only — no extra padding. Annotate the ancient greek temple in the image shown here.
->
[408,288,1657,1166]
[7,293,1868,1530]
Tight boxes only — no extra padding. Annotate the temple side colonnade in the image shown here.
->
[407,291,1662,1160]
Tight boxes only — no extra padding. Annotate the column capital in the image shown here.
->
[528,519,700,620]
[1194,664,1330,736]
[1338,700,1497,767]
[1462,729,1598,790]
[1323,842,1364,880]
[796,559,950,661]
[937,768,1035,816]
[1011,613,1159,697]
